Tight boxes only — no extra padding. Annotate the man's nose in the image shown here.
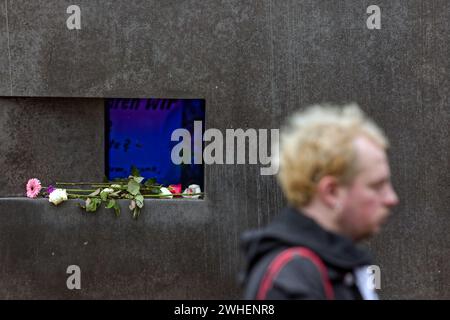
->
[385,185,399,207]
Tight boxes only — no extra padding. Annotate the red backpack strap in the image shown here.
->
[256,246,334,300]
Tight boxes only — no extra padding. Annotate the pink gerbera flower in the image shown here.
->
[26,178,42,198]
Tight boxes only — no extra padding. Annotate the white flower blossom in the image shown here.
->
[49,189,68,206]
[182,184,201,199]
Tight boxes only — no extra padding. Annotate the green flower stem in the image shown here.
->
[91,185,117,188]
[67,194,100,199]
[143,193,203,197]
[65,187,164,192]
[56,181,165,186]
[56,182,113,185]
[65,193,203,199]
[43,186,105,192]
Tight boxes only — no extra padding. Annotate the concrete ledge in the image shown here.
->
[0,198,231,299]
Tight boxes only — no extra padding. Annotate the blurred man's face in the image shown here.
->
[339,136,399,241]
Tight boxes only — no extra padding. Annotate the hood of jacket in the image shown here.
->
[241,206,373,281]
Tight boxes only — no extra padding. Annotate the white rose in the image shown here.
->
[182,184,202,199]
[49,189,68,206]
[159,187,173,199]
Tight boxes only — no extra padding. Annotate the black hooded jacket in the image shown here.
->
[240,207,374,300]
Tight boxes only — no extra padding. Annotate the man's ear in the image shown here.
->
[316,176,341,209]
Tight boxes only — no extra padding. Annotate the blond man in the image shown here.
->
[241,104,399,300]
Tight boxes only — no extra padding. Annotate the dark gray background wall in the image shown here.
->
[0,0,449,299]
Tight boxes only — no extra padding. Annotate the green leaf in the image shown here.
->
[133,176,144,184]
[105,199,115,209]
[132,207,140,219]
[89,188,101,197]
[127,180,140,196]
[110,191,121,197]
[106,199,120,217]
[131,165,141,177]
[114,202,121,217]
[135,194,144,209]
[86,198,101,212]
[124,193,134,200]
[100,190,109,201]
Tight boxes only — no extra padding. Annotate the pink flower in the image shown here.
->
[169,184,182,195]
[26,178,42,198]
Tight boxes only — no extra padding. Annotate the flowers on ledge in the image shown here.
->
[25,170,203,219]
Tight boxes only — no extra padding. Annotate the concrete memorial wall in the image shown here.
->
[0,1,448,299]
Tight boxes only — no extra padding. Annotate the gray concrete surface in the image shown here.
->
[0,98,105,196]
[0,198,220,299]
[0,0,11,96]
[0,1,449,299]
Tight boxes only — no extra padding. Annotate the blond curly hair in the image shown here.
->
[277,103,388,207]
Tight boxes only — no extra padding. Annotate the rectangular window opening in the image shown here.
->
[105,98,205,196]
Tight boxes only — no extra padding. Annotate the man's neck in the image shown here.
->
[300,204,350,239]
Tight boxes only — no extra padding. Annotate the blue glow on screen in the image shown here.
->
[106,98,205,189]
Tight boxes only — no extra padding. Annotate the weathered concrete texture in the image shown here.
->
[366,1,450,298]
[5,0,269,101]
[0,0,448,299]
[0,98,105,196]
[0,198,222,299]
[0,0,11,95]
